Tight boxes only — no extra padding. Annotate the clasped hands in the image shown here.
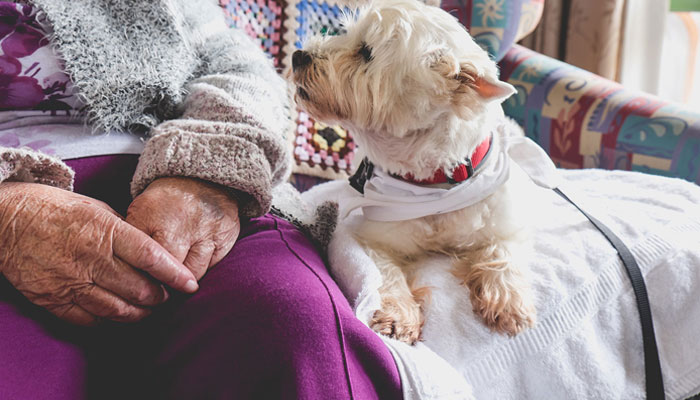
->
[0,177,240,325]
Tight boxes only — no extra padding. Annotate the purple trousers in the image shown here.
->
[0,155,402,400]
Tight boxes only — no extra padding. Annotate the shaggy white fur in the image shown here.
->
[289,0,536,343]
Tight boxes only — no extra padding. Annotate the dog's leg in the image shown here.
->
[454,242,535,336]
[367,250,428,345]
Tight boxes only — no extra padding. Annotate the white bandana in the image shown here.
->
[339,135,560,222]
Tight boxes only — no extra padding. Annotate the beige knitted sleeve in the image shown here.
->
[0,146,74,190]
[130,27,293,218]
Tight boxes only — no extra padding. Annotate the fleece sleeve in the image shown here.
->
[130,23,293,218]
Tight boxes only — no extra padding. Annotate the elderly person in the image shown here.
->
[0,0,401,398]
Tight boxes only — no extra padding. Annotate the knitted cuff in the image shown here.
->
[131,128,274,218]
[0,147,74,190]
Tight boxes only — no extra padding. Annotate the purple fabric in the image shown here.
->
[0,154,402,399]
[0,282,87,400]
[137,214,402,399]
[66,154,141,216]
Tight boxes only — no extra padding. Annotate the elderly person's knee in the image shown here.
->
[192,262,338,335]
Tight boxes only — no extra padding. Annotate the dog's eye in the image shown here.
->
[359,43,373,62]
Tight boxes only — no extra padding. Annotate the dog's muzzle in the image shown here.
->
[292,50,312,71]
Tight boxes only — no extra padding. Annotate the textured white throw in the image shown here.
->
[303,169,700,400]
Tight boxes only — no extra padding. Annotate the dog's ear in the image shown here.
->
[433,56,515,118]
[455,62,516,103]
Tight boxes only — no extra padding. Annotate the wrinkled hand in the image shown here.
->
[126,177,240,281]
[0,182,199,326]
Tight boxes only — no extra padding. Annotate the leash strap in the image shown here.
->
[554,188,665,400]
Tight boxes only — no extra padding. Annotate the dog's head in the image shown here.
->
[289,0,515,178]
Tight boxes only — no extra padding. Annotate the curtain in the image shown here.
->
[657,11,700,107]
[617,0,668,94]
[519,0,626,81]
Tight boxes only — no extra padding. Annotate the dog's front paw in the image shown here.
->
[370,307,423,345]
[369,298,425,345]
[470,284,535,336]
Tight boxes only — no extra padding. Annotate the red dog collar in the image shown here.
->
[401,136,492,185]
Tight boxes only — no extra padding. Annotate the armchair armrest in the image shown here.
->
[499,44,700,184]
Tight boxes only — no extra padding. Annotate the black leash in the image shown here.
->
[554,188,665,400]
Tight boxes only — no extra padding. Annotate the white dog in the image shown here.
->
[289,0,537,344]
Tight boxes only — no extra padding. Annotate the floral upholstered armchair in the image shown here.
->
[221,0,700,186]
[455,0,700,184]
[501,5,700,183]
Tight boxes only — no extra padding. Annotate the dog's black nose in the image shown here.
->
[292,50,312,71]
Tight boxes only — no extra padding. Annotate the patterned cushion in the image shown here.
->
[441,0,544,62]
[220,0,285,66]
[282,0,357,179]
[221,0,355,180]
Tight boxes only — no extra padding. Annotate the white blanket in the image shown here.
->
[302,169,700,400]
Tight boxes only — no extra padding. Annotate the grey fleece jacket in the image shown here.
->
[0,0,292,217]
